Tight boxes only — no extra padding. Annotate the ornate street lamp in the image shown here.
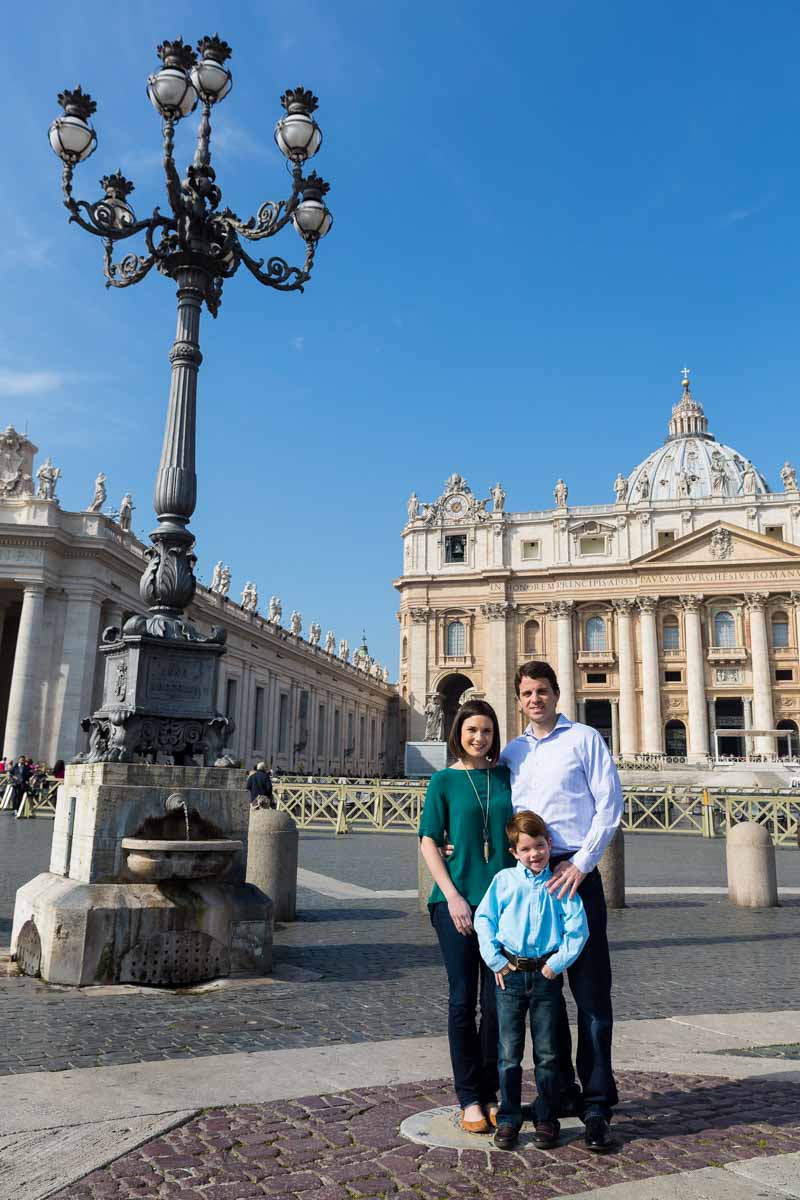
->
[48,35,332,765]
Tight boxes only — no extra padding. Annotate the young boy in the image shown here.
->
[475,810,589,1151]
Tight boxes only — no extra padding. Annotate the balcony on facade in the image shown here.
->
[706,646,747,663]
[577,650,617,666]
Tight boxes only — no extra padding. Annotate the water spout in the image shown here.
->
[165,792,190,841]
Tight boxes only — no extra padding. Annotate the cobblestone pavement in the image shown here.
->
[59,1069,800,1199]
[1,890,799,1075]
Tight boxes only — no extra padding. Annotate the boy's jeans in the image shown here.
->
[496,968,562,1129]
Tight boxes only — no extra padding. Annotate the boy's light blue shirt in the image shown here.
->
[474,861,589,976]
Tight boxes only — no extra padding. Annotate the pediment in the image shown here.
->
[568,519,617,537]
[634,522,800,566]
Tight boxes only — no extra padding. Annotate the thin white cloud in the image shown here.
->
[211,115,270,162]
[719,206,755,227]
[0,369,67,397]
[0,220,51,270]
[291,335,305,352]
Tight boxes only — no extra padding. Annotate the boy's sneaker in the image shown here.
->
[493,1123,519,1151]
[533,1121,560,1149]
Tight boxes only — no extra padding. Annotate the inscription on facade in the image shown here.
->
[492,567,800,593]
[0,546,44,564]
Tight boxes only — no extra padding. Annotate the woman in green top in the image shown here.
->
[419,699,514,1133]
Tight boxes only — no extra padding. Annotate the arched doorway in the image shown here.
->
[665,719,687,758]
[436,673,476,742]
[777,719,799,759]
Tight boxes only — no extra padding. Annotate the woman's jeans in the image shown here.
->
[496,969,562,1129]
[430,902,499,1108]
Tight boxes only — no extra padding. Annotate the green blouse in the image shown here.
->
[418,765,514,906]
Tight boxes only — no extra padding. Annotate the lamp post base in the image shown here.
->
[78,630,233,765]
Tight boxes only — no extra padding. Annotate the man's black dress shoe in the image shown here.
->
[493,1123,519,1151]
[584,1116,614,1153]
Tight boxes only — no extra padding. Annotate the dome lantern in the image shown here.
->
[667,367,710,440]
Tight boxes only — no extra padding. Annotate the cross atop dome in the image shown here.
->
[668,366,709,440]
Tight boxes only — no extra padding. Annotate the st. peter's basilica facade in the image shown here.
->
[396,373,800,764]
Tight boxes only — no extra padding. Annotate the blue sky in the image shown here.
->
[3,1,799,671]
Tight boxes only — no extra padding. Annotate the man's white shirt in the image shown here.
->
[500,715,623,875]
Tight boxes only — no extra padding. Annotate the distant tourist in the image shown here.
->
[52,759,65,780]
[418,699,514,1134]
[246,761,274,808]
[9,756,32,812]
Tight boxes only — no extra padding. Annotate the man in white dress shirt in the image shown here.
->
[500,660,622,1152]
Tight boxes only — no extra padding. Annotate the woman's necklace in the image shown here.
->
[465,766,491,863]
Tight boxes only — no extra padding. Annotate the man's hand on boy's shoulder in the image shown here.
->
[546,860,586,900]
[494,962,517,990]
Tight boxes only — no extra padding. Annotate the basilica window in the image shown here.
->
[772,612,790,648]
[662,616,680,651]
[524,619,540,653]
[713,610,736,648]
[521,539,541,560]
[445,534,466,563]
[446,620,465,657]
[657,530,676,547]
[764,525,784,540]
[402,636,408,660]
[586,615,607,652]
[579,535,606,555]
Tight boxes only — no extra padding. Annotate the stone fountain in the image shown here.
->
[11,763,273,986]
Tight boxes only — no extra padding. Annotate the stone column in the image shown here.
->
[577,699,586,723]
[707,699,717,757]
[549,600,575,719]
[746,593,775,755]
[56,588,104,761]
[408,607,430,741]
[791,593,800,672]
[610,698,620,755]
[638,596,663,753]
[481,600,511,743]
[3,584,46,758]
[612,598,638,755]
[681,595,709,762]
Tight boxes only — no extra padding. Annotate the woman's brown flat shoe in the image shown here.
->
[484,1105,499,1128]
[459,1111,491,1134]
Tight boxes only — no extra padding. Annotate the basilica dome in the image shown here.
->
[624,372,769,503]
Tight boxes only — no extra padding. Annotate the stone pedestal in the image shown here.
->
[405,742,447,777]
[246,808,299,922]
[597,827,625,909]
[726,820,778,908]
[11,763,273,986]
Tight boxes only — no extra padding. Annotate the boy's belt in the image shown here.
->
[500,947,555,971]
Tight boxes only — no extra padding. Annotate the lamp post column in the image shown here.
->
[681,595,709,762]
[140,266,207,624]
[746,593,775,755]
[638,596,663,753]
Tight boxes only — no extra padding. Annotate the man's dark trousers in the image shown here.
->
[551,857,618,1120]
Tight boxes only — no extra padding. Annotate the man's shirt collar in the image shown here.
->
[524,713,572,743]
